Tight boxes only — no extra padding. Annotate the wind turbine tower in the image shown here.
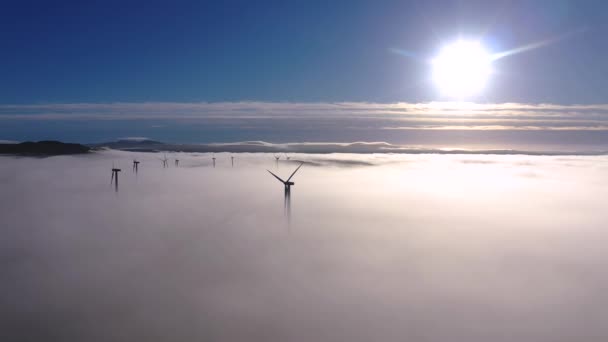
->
[111,165,121,192]
[267,163,304,220]
[160,154,169,168]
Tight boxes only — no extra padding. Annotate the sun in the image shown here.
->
[432,40,492,98]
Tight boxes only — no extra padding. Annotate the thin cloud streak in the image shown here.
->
[382,125,608,131]
[2,101,608,131]
[3,102,608,151]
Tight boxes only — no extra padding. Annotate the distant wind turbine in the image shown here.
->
[284,153,291,160]
[111,163,121,192]
[267,163,303,221]
[132,159,140,173]
[175,158,179,167]
[212,154,216,168]
[274,154,280,169]
[231,155,235,167]
[160,154,169,168]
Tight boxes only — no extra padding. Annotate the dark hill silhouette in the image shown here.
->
[89,139,164,150]
[0,141,90,155]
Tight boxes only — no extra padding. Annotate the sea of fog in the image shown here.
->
[1,150,608,341]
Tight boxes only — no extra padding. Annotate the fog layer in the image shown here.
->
[1,151,607,341]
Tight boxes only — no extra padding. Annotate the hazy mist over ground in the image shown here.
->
[2,151,608,341]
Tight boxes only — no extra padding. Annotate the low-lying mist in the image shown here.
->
[1,151,608,341]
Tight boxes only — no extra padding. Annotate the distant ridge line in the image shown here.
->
[0,141,90,155]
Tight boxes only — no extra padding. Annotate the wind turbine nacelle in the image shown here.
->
[285,181,294,186]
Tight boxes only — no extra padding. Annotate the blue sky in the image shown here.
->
[2,0,607,104]
[2,1,608,147]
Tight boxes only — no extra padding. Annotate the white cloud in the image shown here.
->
[1,101,608,131]
[117,136,154,141]
[3,102,608,152]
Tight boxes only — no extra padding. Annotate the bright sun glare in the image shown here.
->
[432,40,492,99]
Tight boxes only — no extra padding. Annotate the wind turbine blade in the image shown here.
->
[286,163,303,182]
[267,170,286,183]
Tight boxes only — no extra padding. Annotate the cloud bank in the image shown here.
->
[93,140,608,156]
[2,102,608,150]
[3,101,608,130]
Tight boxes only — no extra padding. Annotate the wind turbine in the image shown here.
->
[212,154,216,168]
[267,163,303,221]
[284,153,291,160]
[132,159,140,173]
[111,163,121,192]
[273,154,280,169]
[160,154,169,168]
[175,158,179,167]
[231,155,235,167]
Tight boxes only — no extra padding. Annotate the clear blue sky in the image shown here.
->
[2,0,607,104]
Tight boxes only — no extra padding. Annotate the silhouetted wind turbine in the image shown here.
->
[160,154,169,168]
[212,154,216,168]
[274,154,280,169]
[175,158,179,167]
[284,153,291,160]
[132,159,140,173]
[111,164,121,192]
[267,163,303,221]
[231,155,235,167]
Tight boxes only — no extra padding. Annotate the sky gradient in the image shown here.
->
[2,0,607,103]
[2,1,608,147]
